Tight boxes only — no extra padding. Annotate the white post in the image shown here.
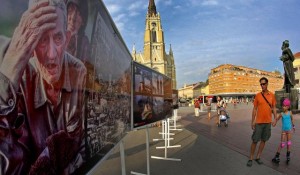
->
[120,140,126,175]
[146,127,150,175]
[151,119,181,161]
[164,120,168,158]
[169,109,182,131]
[131,126,151,175]
[153,120,174,141]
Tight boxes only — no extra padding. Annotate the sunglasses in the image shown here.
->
[260,83,267,86]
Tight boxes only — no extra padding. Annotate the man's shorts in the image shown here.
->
[252,123,271,143]
[207,106,211,112]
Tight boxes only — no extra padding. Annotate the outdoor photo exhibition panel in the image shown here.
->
[84,0,132,173]
[0,0,131,174]
[133,62,173,129]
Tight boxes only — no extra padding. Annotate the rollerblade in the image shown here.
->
[286,151,290,164]
[272,152,280,164]
[225,122,228,127]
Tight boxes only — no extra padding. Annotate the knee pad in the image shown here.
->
[281,142,285,148]
[287,140,292,146]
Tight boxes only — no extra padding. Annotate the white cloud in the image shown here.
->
[202,0,219,6]
[174,5,182,9]
[102,0,300,89]
[129,2,144,11]
[105,4,121,15]
[155,0,162,5]
[164,0,173,5]
[113,13,127,32]
[129,11,139,17]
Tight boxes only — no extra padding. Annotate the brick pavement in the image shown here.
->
[181,103,300,175]
[88,103,292,175]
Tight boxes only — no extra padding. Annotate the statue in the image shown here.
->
[280,40,295,93]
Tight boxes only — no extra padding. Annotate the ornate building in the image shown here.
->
[209,64,284,94]
[132,0,177,89]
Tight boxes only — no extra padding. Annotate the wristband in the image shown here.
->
[293,125,295,129]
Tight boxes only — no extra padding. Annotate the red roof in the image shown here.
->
[294,52,300,58]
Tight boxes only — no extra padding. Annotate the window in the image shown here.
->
[151,30,157,42]
[294,67,298,72]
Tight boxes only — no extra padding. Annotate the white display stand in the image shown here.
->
[131,126,151,175]
[153,120,174,141]
[151,118,181,161]
[120,140,126,175]
[199,103,205,112]
[169,109,182,131]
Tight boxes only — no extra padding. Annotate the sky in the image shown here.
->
[102,0,300,89]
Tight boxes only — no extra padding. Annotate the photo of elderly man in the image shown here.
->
[0,0,86,174]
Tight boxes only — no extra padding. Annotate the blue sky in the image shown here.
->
[102,0,300,89]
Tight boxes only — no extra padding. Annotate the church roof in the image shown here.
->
[148,0,157,16]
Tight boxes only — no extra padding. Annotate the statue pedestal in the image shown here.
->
[275,88,300,113]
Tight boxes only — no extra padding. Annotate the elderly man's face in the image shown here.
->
[35,8,69,85]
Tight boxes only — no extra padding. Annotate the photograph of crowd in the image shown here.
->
[134,65,152,94]
[133,62,173,128]
[85,2,131,162]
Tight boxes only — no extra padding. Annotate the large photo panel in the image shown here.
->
[0,0,131,174]
[133,62,173,129]
[84,0,132,172]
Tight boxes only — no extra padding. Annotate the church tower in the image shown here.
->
[132,0,177,89]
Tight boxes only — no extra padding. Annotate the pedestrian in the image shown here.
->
[216,96,224,115]
[271,98,295,164]
[205,96,212,120]
[216,96,225,125]
[194,98,200,117]
[246,77,277,167]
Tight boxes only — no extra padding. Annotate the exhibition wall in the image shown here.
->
[133,62,173,129]
[0,0,173,174]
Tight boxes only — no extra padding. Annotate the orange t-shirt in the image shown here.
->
[253,91,276,123]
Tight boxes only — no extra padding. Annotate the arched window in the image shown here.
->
[151,30,157,42]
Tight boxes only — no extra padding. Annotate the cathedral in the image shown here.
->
[132,0,177,89]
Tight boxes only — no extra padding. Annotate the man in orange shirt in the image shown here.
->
[247,77,277,167]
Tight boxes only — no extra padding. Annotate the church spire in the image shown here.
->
[148,0,157,16]
[132,43,136,53]
[169,44,173,56]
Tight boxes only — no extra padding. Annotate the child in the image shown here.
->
[272,98,295,164]
[217,108,228,127]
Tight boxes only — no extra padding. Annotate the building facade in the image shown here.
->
[178,82,209,99]
[209,64,284,94]
[293,52,300,89]
[132,0,177,89]
[178,83,196,99]
[193,82,209,97]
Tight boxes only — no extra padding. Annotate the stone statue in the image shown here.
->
[280,40,295,93]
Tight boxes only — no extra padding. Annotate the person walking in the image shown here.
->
[205,97,212,120]
[246,77,277,167]
[194,98,200,117]
[272,98,295,164]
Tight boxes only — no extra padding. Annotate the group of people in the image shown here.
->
[247,77,295,167]
[193,76,296,167]
[194,96,227,126]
